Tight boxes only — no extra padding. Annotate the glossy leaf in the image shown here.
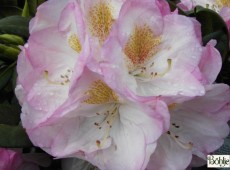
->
[0,103,20,125]
[0,16,29,38]
[0,124,32,148]
[0,6,22,18]
[0,34,24,45]
[0,44,20,62]
[0,62,15,89]
[190,6,229,61]
[0,0,18,6]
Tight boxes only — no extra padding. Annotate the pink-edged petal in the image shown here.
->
[29,0,71,33]
[147,135,192,170]
[170,84,230,159]
[86,102,165,170]
[220,7,230,21]
[182,84,230,115]
[137,69,205,96]
[198,40,222,84]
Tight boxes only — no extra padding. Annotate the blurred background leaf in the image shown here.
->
[0,124,32,148]
[0,103,20,125]
[191,6,229,61]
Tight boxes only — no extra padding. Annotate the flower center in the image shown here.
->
[68,34,82,53]
[83,80,119,104]
[83,80,119,149]
[124,25,161,69]
[94,105,118,148]
[88,1,114,43]
[43,69,73,85]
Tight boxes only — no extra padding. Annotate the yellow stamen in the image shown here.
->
[88,1,114,43]
[43,71,63,85]
[172,135,193,149]
[68,34,82,53]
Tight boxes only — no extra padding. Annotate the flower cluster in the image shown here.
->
[15,0,230,169]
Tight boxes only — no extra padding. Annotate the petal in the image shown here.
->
[29,0,70,33]
[182,84,230,115]
[199,40,222,84]
[86,102,164,170]
[147,135,192,170]
[170,85,230,159]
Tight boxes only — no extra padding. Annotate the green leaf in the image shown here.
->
[0,34,24,45]
[11,66,17,89]
[0,62,15,89]
[22,0,30,17]
[0,6,22,18]
[191,6,229,61]
[0,103,20,125]
[0,124,32,148]
[0,16,30,38]
[21,0,46,17]
[0,0,18,6]
[0,44,20,61]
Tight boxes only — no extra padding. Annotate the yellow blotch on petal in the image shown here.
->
[124,25,161,67]
[216,0,230,7]
[84,80,119,104]
[68,34,82,53]
[88,1,114,43]
[168,103,177,111]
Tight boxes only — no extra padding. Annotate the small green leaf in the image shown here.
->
[0,103,20,125]
[0,124,32,148]
[0,34,24,45]
[22,0,30,17]
[0,62,15,89]
[0,44,20,62]
[0,16,30,38]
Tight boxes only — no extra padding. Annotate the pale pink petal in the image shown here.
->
[198,40,222,84]
[29,0,71,33]
[147,135,192,170]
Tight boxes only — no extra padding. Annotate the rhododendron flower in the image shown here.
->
[24,68,169,170]
[100,0,218,98]
[146,84,230,170]
[15,0,89,129]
